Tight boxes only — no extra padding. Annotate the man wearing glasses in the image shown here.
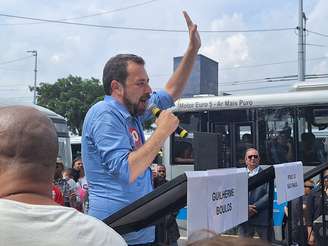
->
[239,148,270,241]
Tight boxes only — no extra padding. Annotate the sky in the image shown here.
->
[0,0,327,103]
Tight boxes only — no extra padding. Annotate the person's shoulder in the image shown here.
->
[151,90,174,108]
[75,213,127,245]
[87,100,109,116]
[84,100,107,124]
[85,99,122,126]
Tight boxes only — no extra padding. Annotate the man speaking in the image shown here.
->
[82,11,201,245]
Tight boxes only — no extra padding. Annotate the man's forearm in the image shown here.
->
[165,46,198,101]
[127,129,169,183]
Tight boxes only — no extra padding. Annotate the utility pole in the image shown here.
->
[298,0,306,81]
[27,50,38,104]
[303,12,307,79]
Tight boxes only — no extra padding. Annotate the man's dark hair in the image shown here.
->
[102,54,145,95]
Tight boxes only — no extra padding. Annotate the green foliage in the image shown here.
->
[36,75,104,135]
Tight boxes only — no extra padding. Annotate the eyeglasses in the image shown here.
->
[304,185,314,189]
[247,155,258,160]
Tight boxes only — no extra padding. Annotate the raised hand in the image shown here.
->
[183,11,201,51]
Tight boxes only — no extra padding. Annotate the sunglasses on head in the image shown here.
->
[247,155,258,160]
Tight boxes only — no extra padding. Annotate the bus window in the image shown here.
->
[298,107,328,165]
[171,112,206,165]
[70,136,81,160]
[58,137,72,168]
[174,139,194,164]
[236,125,254,166]
[209,109,256,166]
[49,117,72,168]
[260,108,295,165]
[213,124,232,167]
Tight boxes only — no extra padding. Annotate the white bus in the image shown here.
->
[162,82,328,179]
[0,101,72,167]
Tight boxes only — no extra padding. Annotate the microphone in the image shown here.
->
[148,104,188,138]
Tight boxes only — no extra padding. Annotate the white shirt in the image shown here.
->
[247,166,260,177]
[0,199,127,246]
[78,176,88,190]
[66,178,78,192]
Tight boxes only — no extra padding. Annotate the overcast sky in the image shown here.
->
[1,0,327,103]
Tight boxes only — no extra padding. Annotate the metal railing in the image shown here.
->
[286,162,328,246]
[104,162,328,245]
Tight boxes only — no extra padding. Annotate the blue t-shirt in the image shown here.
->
[82,91,174,244]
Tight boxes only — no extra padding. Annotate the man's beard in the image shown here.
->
[123,93,150,117]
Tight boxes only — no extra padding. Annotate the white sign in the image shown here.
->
[274,162,304,204]
[186,168,248,236]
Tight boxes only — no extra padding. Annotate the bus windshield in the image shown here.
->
[48,116,72,168]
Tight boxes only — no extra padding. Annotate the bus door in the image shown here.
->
[210,123,232,168]
[233,122,256,167]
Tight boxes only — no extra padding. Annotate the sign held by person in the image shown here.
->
[274,161,304,204]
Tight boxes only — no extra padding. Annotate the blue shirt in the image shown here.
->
[82,91,174,245]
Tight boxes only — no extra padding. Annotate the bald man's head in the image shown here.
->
[0,106,58,175]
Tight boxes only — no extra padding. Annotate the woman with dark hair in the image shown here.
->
[71,156,82,182]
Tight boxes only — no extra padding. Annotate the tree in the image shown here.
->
[36,75,104,135]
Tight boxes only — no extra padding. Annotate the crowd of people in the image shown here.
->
[52,156,89,213]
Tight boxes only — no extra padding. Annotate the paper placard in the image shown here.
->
[185,171,208,235]
[186,168,248,236]
[274,162,304,204]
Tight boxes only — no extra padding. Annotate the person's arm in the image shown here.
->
[128,110,179,183]
[307,226,315,246]
[165,11,201,101]
[254,193,269,211]
[253,183,269,211]
[248,204,258,217]
[93,109,178,184]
